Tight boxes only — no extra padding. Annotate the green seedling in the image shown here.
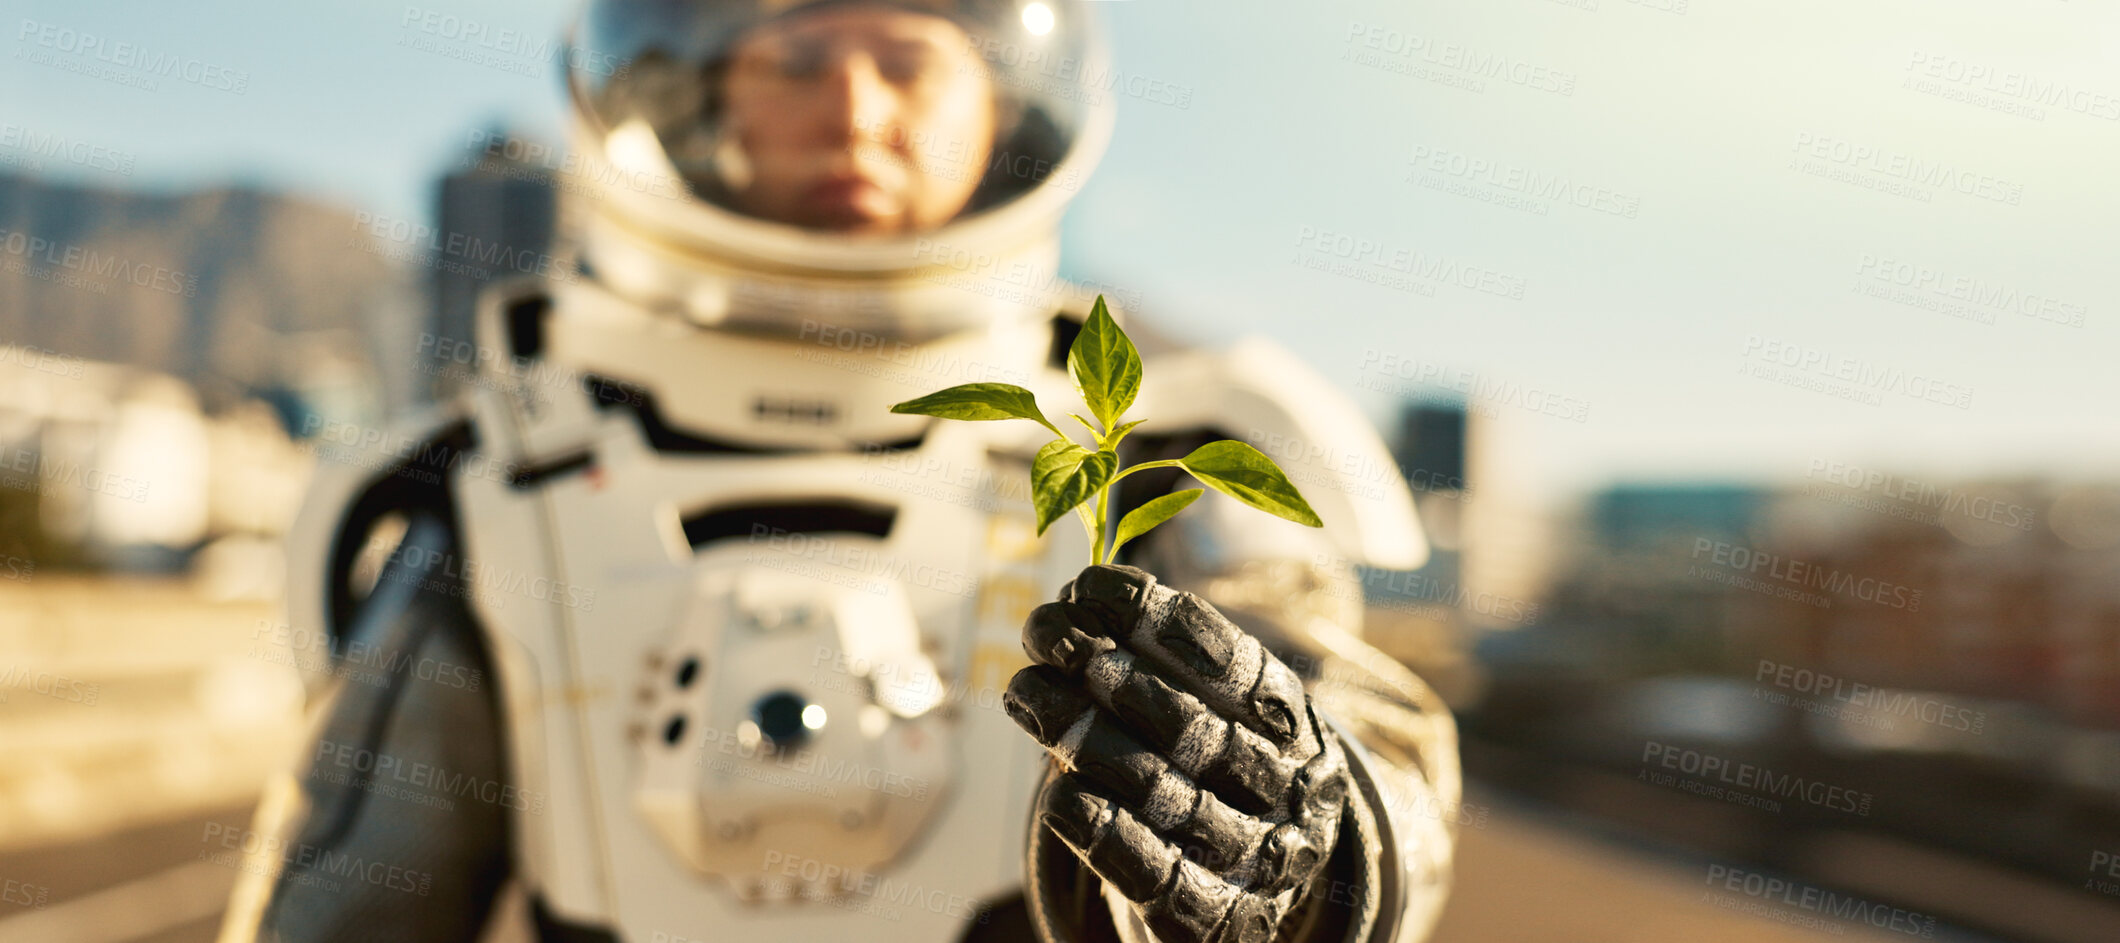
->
[890,295,1322,566]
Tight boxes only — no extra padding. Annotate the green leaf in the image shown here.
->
[1176,440,1323,528]
[1105,418,1147,450]
[1110,488,1202,562]
[891,383,1060,437]
[1067,296,1142,430]
[1031,440,1117,536]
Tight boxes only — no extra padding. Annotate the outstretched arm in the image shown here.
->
[223,512,514,943]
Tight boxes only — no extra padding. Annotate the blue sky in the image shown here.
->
[6,0,2117,501]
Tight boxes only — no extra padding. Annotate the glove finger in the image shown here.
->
[1062,696,1287,878]
[1003,665,1096,750]
[1021,601,1118,675]
[1010,670,1343,893]
[1120,587,1322,764]
[1008,665,1187,818]
[1246,734,1348,896]
[1288,733,1350,829]
[1211,895,1287,943]
[1064,565,1320,763]
[1243,823,1330,897]
[1061,564,1156,639]
[1067,696,1187,812]
[1040,774,1262,943]
[1082,646,1299,817]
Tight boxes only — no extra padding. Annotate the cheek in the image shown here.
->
[735,105,804,155]
[910,94,995,182]
[727,83,818,154]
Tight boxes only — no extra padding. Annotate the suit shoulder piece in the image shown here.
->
[284,407,475,656]
[1134,337,1428,570]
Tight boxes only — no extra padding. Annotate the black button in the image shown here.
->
[751,690,816,750]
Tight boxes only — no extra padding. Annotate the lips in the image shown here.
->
[803,175,893,225]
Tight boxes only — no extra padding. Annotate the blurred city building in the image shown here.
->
[425,128,560,402]
[1462,467,2120,939]
[0,355,310,588]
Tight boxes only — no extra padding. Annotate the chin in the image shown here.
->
[809,210,903,234]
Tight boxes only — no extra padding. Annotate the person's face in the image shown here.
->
[723,6,996,234]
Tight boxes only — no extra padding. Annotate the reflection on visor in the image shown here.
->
[577,0,1087,235]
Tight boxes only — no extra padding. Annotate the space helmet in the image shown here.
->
[559,0,1115,342]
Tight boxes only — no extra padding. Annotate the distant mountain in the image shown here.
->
[0,173,417,415]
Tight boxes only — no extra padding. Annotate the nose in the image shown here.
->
[817,53,896,145]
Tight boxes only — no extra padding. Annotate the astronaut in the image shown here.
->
[222,1,1459,942]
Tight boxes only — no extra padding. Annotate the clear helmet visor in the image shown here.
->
[570,0,1097,236]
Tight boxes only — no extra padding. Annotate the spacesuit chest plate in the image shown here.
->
[454,405,1087,942]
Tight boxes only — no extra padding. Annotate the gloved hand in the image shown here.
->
[1004,565,1350,943]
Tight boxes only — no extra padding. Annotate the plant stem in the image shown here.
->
[1093,483,1111,565]
[1107,459,1182,489]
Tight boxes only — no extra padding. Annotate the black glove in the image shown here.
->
[1004,565,1350,943]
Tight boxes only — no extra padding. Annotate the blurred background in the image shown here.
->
[1,0,2115,941]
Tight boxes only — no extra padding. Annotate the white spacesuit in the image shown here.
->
[222,2,1459,941]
